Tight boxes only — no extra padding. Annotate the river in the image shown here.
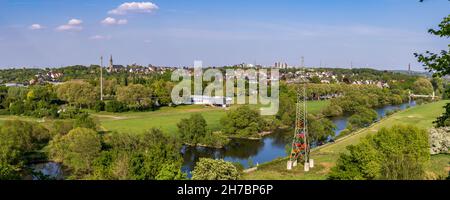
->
[181,101,416,177]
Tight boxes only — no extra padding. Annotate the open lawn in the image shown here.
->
[243,100,450,180]
[0,100,330,136]
[95,100,330,136]
[94,105,226,136]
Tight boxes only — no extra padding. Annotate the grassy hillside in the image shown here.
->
[243,100,450,180]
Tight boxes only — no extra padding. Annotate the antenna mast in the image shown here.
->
[100,56,104,101]
[287,84,312,171]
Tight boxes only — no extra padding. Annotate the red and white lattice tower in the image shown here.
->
[287,84,312,171]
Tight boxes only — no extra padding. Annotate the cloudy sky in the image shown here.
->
[0,0,449,70]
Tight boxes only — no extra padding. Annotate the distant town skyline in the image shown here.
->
[0,0,449,71]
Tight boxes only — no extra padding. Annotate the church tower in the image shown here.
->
[108,55,113,72]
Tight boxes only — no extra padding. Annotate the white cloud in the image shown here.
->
[108,2,158,15]
[101,17,128,25]
[101,17,117,25]
[68,19,82,26]
[29,24,43,30]
[56,19,83,31]
[89,35,112,40]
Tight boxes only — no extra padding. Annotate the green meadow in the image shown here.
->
[94,100,330,136]
[243,100,450,180]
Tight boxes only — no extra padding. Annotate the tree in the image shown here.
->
[415,14,450,77]
[322,104,343,117]
[434,103,450,127]
[177,114,208,145]
[431,77,444,97]
[93,101,105,112]
[277,92,296,126]
[0,120,50,180]
[151,80,174,106]
[47,128,102,175]
[56,81,98,108]
[156,163,187,180]
[105,100,128,113]
[0,162,20,180]
[308,115,336,144]
[328,139,381,180]
[412,78,434,95]
[415,14,450,127]
[0,120,50,164]
[116,84,152,110]
[73,113,98,130]
[328,125,430,180]
[51,120,74,136]
[373,125,430,180]
[91,129,185,180]
[191,158,240,180]
[347,107,378,130]
[9,101,25,115]
[220,106,264,137]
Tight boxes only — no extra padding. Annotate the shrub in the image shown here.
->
[51,120,74,136]
[322,104,344,117]
[47,128,102,175]
[191,158,240,180]
[328,125,430,180]
[9,102,25,115]
[93,101,105,112]
[73,113,98,130]
[105,100,127,113]
[220,106,264,137]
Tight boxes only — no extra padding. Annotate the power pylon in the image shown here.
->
[287,84,312,171]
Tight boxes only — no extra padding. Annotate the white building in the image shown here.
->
[190,95,233,107]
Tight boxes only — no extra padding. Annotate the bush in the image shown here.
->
[348,107,378,129]
[93,101,105,112]
[328,125,430,180]
[91,129,185,180]
[51,120,74,136]
[322,104,344,117]
[191,158,240,180]
[0,109,10,115]
[105,100,128,113]
[338,129,352,137]
[9,102,25,115]
[177,114,208,145]
[0,162,20,180]
[58,107,83,119]
[47,128,102,175]
[220,106,264,137]
[73,113,98,130]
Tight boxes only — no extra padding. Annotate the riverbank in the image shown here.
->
[242,100,450,180]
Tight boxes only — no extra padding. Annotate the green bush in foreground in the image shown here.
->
[328,125,430,180]
[47,128,102,176]
[191,158,240,180]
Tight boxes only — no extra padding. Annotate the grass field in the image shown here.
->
[94,100,330,136]
[243,100,450,180]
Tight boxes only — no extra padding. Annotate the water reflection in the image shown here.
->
[30,162,64,180]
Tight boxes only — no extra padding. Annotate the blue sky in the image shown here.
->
[0,0,449,70]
